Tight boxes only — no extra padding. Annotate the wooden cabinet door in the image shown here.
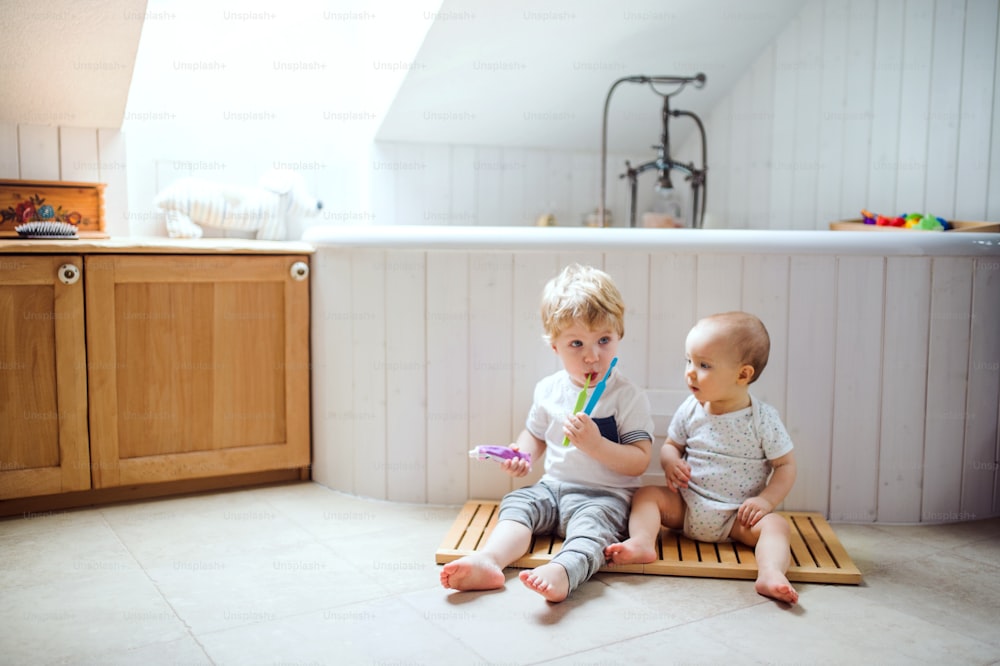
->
[0,255,90,499]
[85,255,310,487]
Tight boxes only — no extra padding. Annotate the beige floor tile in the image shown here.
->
[260,481,461,541]
[49,637,213,666]
[198,596,484,665]
[853,549,1000,648]
[411,572,696,664]
[0,507,107,539]
[143,539,389,635]
[101,489,316,568]
[0,518,141,591]
[677,583,998,665]
[0,571,187,665]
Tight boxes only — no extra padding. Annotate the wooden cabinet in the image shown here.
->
[0,255,90,498]
[0,245,311,508]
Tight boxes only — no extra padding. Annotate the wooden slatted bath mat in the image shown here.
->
[436,500,862,584]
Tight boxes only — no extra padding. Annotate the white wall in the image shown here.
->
[0,123,129,237]
[369,0,1000,230]
[679,0,1000,229]
[369,141,649,228]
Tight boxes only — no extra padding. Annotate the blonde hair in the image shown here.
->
[540,264,625,343]
[699,311,770,383]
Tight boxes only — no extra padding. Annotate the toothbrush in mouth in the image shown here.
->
[562,373,592,446]
[583,357,618,415]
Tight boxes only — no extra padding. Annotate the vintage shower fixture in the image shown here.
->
[599,73,708,228]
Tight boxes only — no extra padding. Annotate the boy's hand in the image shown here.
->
[663,457,691,492]
[500,445,532,478]
[562,412,602,452]
[737,496,773,526]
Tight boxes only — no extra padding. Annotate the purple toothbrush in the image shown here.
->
[469,445,531,465]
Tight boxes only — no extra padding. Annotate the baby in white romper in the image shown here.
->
[605,312,799,605]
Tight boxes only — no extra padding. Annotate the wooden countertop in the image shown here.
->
[0,236,314,255]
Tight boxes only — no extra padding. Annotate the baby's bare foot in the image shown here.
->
[440,555,506,591]
[755,569,799,605]
[604,538,657,565]
[519,563,569,602]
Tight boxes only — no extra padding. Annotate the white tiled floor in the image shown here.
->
[2,481,998,665]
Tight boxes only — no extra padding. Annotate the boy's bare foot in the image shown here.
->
[519,562,570,602]
[755,569,799,605]
[604,538,657,565]
[440,555,506,591]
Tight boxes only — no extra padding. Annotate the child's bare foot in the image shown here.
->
[440,555,506,591]
[604,538,657,565]
[519,562,570,602]
[755,569,799,605]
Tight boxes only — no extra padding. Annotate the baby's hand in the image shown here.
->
[500,445,532,478]
[562,412,601,451]
[737,496,773,526]
[663,458,691,492]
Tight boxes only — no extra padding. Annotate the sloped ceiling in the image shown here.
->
[0,0,804,154]
[377,0,806,154]
[0,0,147,128]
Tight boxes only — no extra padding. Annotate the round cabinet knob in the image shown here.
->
[290,261,309,281]
[58,263,81,285]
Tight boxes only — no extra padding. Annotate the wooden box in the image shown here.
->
[829,218,1000,232]
[0,179,107,238]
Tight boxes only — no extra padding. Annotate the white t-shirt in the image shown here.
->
[667,394,794,505]
[526,368,654,489]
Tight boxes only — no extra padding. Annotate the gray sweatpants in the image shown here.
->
[498,478,634,594]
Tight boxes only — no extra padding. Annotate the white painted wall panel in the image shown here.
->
[426,251,472,504]
[351,250,388,499]
[450,145,477,225]
[746,47,774,230]
[922,257,973,522]
[893,3,933,212]
[790,1,823,231]
[830,256,884,522]
[695,254,742,317]
[385,250,427,502]
[768,23,798,230]
[878,257,931,523]
[867,0,905,217]
[962,257,1000,518]
[784,256,837,516]
[815,1,848,228]
[468,252,515,500]
[311,250,356,494]
[954,0,999,221]
[0,123,18,178]
[98,129,129,237]
[924,0,966,217]
[838,0,877,217]
[17,125,59,180]
[59,127,100,182]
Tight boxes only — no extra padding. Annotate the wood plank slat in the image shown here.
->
[437,501,862,584]
[455,502,496,552]
[437,501,482,553]
[789,513,838,569]
[786,513,815,568]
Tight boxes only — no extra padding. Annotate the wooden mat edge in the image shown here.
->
[436,500,862,585]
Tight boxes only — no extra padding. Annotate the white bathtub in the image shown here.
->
[304,226,1000,524]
